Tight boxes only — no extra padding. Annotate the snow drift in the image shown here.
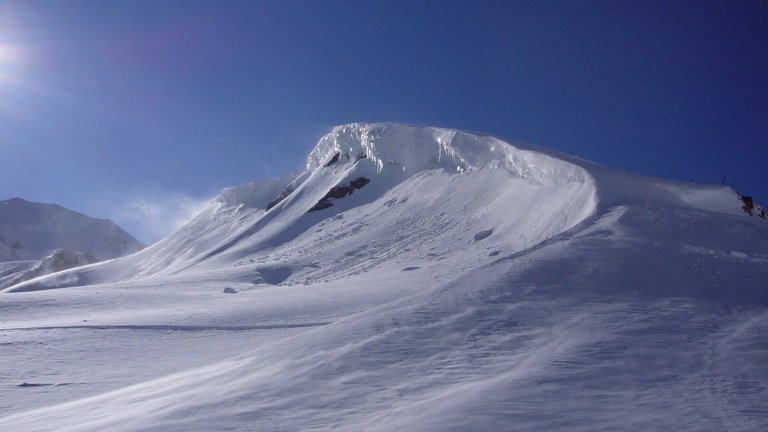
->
[1,123,767,432]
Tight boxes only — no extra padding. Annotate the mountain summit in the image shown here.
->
[1,124,766,431]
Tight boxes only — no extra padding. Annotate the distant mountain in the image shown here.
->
[0,197,144,262]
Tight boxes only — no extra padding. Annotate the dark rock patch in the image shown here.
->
[401,266,421,272]
[223,287,238,294]
[266,186,295,211]
[18,382,54,388]
[349,177,369,189]
[737,194,767,219]
[308,177,370,212]
[473,229,493,241]
[324,152,341,167]
[488,250,500,257]
[310,201,334,212]
[740,195,754,215]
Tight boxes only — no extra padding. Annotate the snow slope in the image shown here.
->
[0,198,144,261]
[1,123,766,431]
[4,123,594,292]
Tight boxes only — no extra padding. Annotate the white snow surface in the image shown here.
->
[1,123,767,431]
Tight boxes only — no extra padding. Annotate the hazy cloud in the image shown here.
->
[115,190,212,244]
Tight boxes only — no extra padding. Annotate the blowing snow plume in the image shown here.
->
[1,123,767,432]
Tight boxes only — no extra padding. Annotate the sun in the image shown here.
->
[0,42,24,84]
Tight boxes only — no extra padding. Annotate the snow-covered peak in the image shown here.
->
[306,123,588,186]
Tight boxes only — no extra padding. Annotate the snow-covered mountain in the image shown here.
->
[4,124,595,292]
[1,123,766,431]
[0,197,145,262]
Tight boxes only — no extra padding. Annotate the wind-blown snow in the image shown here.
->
[0,249,98,289]
[1,123,766,431]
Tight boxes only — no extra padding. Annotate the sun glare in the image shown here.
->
[0,42,24,84]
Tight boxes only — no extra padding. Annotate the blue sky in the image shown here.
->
[1,0,766,242]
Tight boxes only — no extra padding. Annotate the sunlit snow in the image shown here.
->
[1,123,766,431]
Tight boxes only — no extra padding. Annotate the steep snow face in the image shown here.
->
[0,198,144,261]
[3,123,596,291]
[204,123,597,277]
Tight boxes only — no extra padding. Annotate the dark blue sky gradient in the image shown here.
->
[1,0,766,241]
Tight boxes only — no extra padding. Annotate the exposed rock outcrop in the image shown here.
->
[308,177,371,212]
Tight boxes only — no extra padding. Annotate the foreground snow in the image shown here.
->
[1,124,766,431]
